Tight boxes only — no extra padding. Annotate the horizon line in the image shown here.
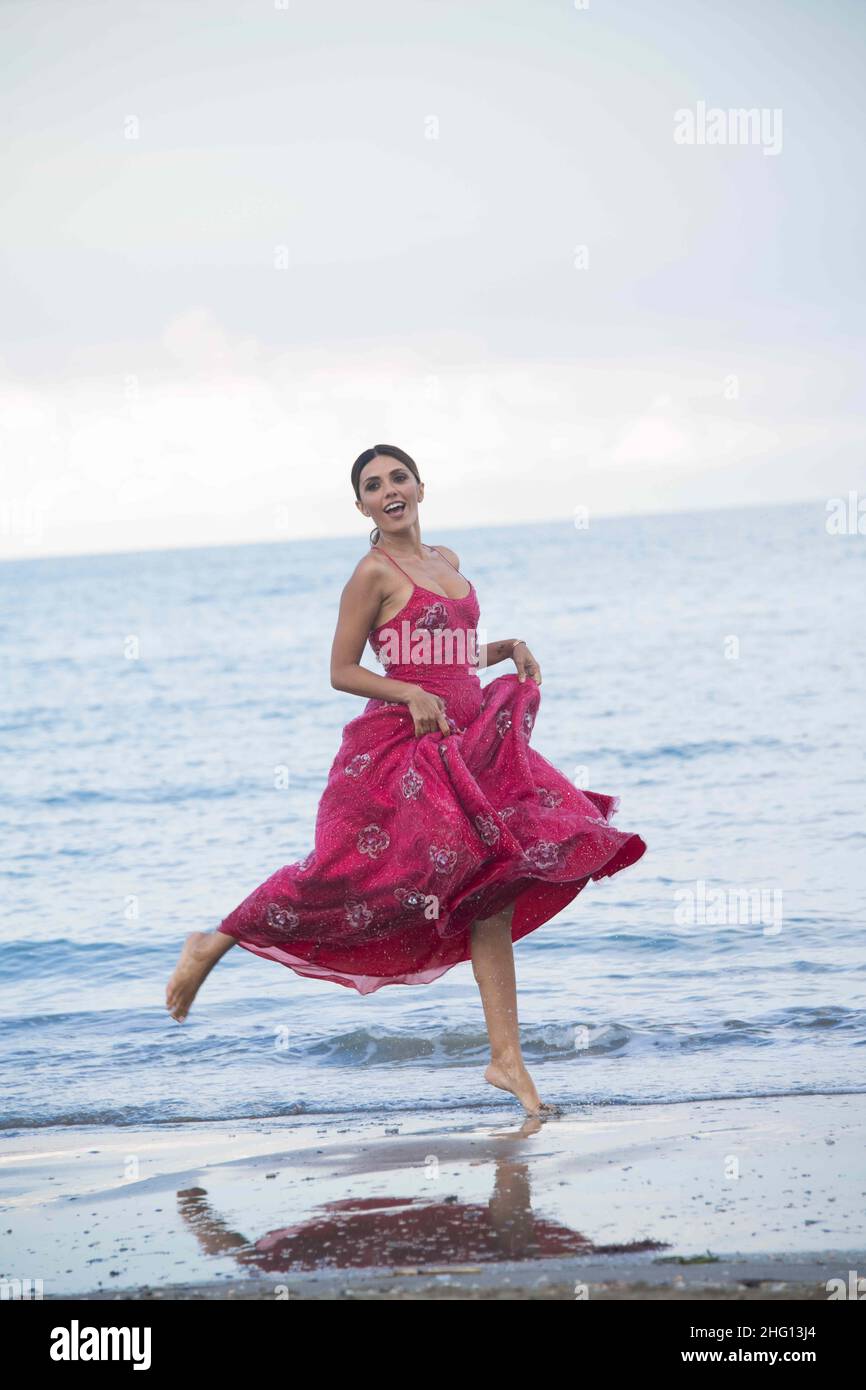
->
[0,492,834,567]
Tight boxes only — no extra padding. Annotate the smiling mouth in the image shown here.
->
[384,502,406,515]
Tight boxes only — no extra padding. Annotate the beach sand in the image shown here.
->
[2,1093,863,1300]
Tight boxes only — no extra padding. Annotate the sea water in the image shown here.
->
[1,499,864,1129]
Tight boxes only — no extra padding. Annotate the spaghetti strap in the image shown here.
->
[372,544,416,584]
[429,545,457,573]
[429,545,470,584]
[373,541,470,593]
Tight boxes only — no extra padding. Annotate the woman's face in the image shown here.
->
[357,459,422,534]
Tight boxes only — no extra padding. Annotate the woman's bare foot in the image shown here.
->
[484,1056,562,1117]
[166,931,228,1022]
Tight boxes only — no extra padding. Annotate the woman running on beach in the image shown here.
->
[166,444,647,1116]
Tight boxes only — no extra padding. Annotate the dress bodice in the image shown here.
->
[368,582,480,677]
[367,545,480,681]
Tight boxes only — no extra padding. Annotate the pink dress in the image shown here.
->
[217,545,647,994]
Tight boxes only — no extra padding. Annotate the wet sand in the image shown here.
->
[2,1093,863,1300]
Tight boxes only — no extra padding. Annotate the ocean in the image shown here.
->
[2,499,864,1131]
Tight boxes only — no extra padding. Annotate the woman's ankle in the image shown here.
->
[489,1046,524,1070]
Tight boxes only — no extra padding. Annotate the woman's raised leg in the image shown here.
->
[166,928,237,1022]
[470,903,559,1116]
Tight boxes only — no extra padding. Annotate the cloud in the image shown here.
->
[161,308,261,375]
[2,314,865,558]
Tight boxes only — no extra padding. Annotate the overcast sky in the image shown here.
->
[1,0,864,559]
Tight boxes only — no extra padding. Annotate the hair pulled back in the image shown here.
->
[351,445,422,545]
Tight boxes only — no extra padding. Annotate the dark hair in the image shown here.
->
[351,445,422,546]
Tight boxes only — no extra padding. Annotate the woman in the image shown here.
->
[167,444,647,1116]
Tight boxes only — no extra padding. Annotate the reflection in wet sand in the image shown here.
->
[177,1147,669,1273]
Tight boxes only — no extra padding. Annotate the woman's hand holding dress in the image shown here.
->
[512,640,542,685]
[406,687,453,738]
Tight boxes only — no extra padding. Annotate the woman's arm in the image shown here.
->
[433,553,542,683]
[329,555,452,736]
[433,548,526,677]
[476,637,523,670]
[329,555,418,704]
[478,637,541,684]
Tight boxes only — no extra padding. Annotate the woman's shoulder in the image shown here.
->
[348,542,460,583]
[340,548,391,601]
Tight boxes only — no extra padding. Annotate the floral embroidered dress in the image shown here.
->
[216,545,647,994]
